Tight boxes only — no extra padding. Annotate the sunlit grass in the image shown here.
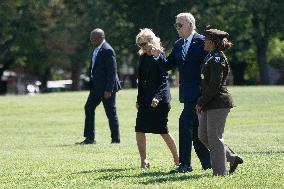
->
[0,86,283,188]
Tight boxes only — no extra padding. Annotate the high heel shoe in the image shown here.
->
[140,162,150,169]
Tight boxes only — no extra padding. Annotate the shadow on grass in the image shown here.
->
[54,142,99,147]
[54,144,77,147]
[74,167,135,174]
[91,170,169,181]
[74,167,206,184]
[138,174,205,185]
[242,150,284,155]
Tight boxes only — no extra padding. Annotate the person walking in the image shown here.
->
[135,28,179,168]
[195,28,243,176]
[151,13,211,173]
[76,28,121,145]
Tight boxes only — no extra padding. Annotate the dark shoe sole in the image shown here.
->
[111,141,120,144]
[229,156,243,173]
[75,140,95,145]
[169,167,193,174]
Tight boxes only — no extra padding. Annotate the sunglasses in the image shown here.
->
[174,23,183,29]
[137,42,148,48]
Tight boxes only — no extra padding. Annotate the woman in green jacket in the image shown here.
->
[195,28,243,176]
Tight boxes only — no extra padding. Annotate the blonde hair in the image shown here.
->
[176,12,196,30]
[135,28,164,55]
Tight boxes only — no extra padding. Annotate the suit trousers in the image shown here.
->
[198,108,236,176]
[84,91,120,142]
[179,102,211,168]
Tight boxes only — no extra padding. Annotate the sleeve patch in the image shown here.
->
[215,56,221,62]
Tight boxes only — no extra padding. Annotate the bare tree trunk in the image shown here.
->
[71,64,82,91]
[0,36,17,79]
[40,68,51,92]
[252,11,270,85]
[256,40,269,84]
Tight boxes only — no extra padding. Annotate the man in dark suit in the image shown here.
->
[152,13,211,173]
[76,28,121,145]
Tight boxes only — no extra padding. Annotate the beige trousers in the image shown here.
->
[198,108,236,176]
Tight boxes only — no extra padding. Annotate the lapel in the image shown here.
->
[138,54,154,84]
[93,43,105,69]
[176,39,184,63]
[178,39,183,53]
[137,55,143,79]
[185,33,198,60]
[146,56,154,81]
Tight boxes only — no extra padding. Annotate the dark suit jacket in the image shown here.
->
[157,32,207,103]
[89,41,121,97]
[137,54,171,106]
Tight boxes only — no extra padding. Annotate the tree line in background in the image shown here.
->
[0,0,284,93]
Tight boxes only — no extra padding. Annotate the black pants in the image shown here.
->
[179,102,211,169]
[84,91,120,142]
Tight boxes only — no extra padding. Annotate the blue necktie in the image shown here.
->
[182,39,188,61]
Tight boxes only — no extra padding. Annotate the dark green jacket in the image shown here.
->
[197,51,234,111]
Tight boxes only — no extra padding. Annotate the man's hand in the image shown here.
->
[151,98,159,108]
[195,104,202,114]
[148,44,162,58]
[104,91,112,99]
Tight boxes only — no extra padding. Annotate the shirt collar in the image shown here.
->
[94,40,105,51]
[184,30,195,44]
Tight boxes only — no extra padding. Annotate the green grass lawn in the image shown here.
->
[0,86,284,189]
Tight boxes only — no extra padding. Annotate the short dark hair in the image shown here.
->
[90,28,105,38]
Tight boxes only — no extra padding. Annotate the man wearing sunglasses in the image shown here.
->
[152,12,211,173]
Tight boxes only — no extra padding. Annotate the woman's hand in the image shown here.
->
[195,104,202,114]
[148,44,162,58]
[151,98,159,108]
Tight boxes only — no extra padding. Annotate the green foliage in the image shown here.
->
[267,37,284,67]
[0,87,284,188]
[0,0,283,85]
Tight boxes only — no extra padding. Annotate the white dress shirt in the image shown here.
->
[183,30,195,56]
[91,40,105,77]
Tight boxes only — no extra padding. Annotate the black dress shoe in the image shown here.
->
[169,164,193,174]
[202,166,212,170]
[75,139,95,145]
[111,140,120,144]
[229,156,243,174]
